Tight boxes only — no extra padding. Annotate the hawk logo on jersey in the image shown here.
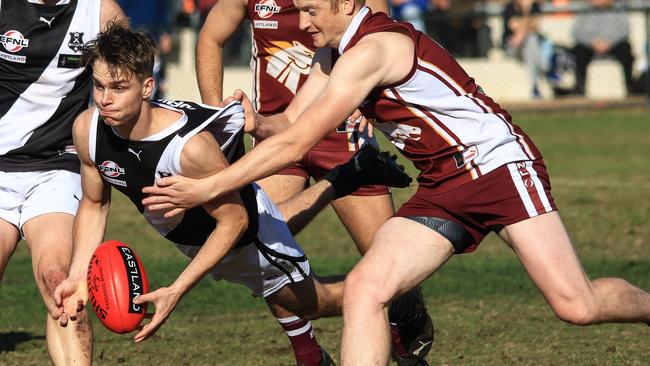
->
[375,121,422,150]
[0,30,29,52]
[255,0,281,18]
[265,41,314,94]
[68,32,84,53]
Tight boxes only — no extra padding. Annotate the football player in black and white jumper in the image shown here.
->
[0,1,125,364]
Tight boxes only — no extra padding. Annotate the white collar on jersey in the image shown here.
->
[27,0,71,5]
[110,109,189,142]
[337,6,369,55]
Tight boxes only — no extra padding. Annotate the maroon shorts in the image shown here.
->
[277,123,389,197]
[395,160,557,253]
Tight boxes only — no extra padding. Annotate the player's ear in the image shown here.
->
[341,0,356,15]
[142,77,155,99]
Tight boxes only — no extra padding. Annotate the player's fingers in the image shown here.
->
[367,122,374,138]
[142,186,175,199]
[163,208,185,219]
[53,287,63,306]
[231,89,244,100]
[155,176,181,188]
[134,320,157,343]
[59,313,69,327]
[51,307,63,320]
[143,201,175,212]
[133,293,152,304]
[220,96,235,106]
[348,109,363,122]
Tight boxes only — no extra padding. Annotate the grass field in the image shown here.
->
[1,109,649,365]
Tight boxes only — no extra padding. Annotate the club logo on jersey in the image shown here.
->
[255,0,281,19]
[0,30,29,52]
[99,161,125,178]
[375,121,421,150]
[68,32,84,53]
[265,41,314,94]
[453,145,479,169]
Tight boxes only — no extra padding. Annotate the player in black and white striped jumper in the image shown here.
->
[0,1,125,364]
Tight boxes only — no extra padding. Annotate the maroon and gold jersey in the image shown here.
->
[247,0,313,116]
[247,0,366,152]
[340,8,542,193]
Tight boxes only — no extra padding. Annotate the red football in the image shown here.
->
[87,240,149,333]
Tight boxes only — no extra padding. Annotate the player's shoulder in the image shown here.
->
[184,131,220,156]
[73,107,96,134]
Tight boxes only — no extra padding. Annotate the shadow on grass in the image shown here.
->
[0,331,45,352]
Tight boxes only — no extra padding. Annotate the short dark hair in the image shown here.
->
[82,21,157,81]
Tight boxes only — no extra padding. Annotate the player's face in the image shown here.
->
[92,59,153,127]
[295,0,349,48]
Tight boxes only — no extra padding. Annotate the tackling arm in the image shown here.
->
[142,33,412,213]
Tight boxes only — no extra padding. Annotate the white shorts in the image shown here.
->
[0,170,82,229]
[175,184,311,297]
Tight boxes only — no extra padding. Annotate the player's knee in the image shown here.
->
[343,268,393,310]
[549,296,598,325]
[38,263,68,295]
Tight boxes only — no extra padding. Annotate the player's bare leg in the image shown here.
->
[341,217,454,366]
[0,219,20,281]
[266,277,343,366]
[256,174,308,207]
[278,179,338,234]
[23,213,92,366]
[501,211,650,324]
[267,276,344,319]
[330,194,393,254]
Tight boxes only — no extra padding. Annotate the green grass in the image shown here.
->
[1,109,649,365]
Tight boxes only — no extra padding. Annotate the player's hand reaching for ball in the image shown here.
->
[133,286,182,343]
[52,277,88,327]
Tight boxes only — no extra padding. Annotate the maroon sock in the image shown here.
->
[277,316,323,366]
[390,323,409,358]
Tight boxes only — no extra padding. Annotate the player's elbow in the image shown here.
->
[232,205,249,234]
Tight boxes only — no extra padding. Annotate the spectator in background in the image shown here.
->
[428,0,491,58]
[389,0,428,32]
[502,0,554,98]
[572,0,636,96]
[118,0,174,98]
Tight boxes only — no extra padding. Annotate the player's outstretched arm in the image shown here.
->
[196,0,248,105]
[142,35,410,214]
[133,132,249,343]
[53,109,113,326]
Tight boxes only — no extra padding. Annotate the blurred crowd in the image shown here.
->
[124,0,649,99]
